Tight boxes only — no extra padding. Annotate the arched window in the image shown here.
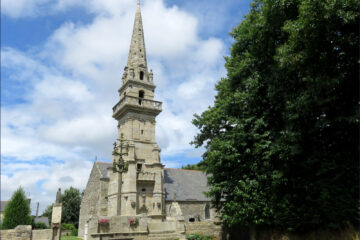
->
[140,71,144,80]
[205,203,210,219]
[139,90,144,105]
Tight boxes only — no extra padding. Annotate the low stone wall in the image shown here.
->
[0,225,32,240]
[185,221,222,239]
[0,229,17,239]
[32,229,52,240]
[148,221,176,233]
[61,229,72,236]
[0,225,52,240]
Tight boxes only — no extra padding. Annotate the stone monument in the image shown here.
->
[51,188,62,240]
[78,1,223,239]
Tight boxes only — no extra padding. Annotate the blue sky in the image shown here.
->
[1,0,252,214]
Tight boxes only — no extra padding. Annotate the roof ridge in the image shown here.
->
[165,168,203,172]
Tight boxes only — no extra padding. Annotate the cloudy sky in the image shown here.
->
[1,0,251,214]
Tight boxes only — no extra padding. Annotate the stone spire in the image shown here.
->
[127,0,147,69]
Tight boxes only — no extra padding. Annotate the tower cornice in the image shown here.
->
[112,95,162,120]
[118,79,155,95]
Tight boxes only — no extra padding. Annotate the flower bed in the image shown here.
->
[98,218,110,225]
[128,217,139,226]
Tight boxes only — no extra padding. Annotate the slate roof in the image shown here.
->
[164,168,210,201]
[97,162,111,178]
[96,162,210,202]
[34,216,50,227]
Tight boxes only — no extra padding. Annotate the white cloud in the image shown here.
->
[34,77,93,103]
[143,0,198,58]
[40,115,114,145]
[1,0,49,18]
[1,0,227,213]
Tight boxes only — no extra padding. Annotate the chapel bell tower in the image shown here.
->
[107,0,165,220]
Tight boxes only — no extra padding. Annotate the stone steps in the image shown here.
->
[148,232,185,240]
[108,237,134,240]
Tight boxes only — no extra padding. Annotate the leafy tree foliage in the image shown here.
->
[33,222,48,229]
[42,187,82,228]
[181,162,205,171]
[62,187,82,228]
[192,0,358,231]
[41,204,53,225]
[2,187,32,229]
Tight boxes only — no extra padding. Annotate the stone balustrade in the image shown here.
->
[137,171,156,181]
[113,96,162,115]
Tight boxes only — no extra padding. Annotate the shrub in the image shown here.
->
[186,233,215,240]
[33,222,48,229]
[71,228,78,236]
[62,223,76,231]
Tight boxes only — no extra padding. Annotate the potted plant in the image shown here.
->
[128,217,139,227]
[98,218,110,233]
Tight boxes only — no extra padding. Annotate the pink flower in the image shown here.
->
[98,218,110,224]
[128,217,138,225]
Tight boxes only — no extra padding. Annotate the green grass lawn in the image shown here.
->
[61,236,82,240]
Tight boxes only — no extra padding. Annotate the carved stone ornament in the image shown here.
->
[55,188,61,203]
[131,201,136,208]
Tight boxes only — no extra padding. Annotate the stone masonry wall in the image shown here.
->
[32,229,52,240]
[0,227,53,240]
[0,225,32,240]
[166,201,217,222]
[185,222,222,239]
[78,163,102,238]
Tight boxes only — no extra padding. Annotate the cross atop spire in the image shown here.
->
[127,0,147,69]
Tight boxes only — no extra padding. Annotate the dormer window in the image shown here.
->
[140,71,144,80]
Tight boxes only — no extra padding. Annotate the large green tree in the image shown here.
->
[2,187,32,229]
[42,187,82,228]
[192,0,358,232]
[62,187,82,228]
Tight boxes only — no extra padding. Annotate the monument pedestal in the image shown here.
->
[51,201,62,240]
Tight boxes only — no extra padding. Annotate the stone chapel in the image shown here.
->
[78,2,222,239]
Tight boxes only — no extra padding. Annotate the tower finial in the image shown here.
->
[126,0,147,69]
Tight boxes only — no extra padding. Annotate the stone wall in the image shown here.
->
[0,226,53,240]
[0,225,32,240]
[78,163,103,238]
[32,229,52,240]
[166,201,217,222]
[185,222,222,239]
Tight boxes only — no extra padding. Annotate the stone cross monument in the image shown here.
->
[108,0,164,220]
[51,188,62,240]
